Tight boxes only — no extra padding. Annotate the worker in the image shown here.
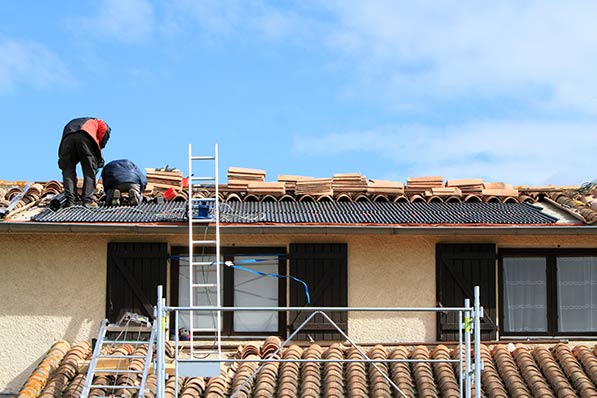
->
[101,159,147,206]
[58,117,111,208]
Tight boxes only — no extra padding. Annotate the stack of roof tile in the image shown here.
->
[295,178,334,196]
[406,176,444,194]
[277,175,314,193]
[482,182,519,197]
[145,168,183,193]
[227,167,266,193]
[246,182,286,195]
[446,179,485,195]
[367,180,405,195]
[332,173,368,193]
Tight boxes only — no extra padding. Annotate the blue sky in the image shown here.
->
[1,1,596,187]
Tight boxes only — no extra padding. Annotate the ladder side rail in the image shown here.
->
[187,144,195,357]
[81,319,109,398]
[137,318,157,398]
[214,143,221,358]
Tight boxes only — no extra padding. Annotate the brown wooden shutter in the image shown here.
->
[106,242,168,322]
[289,243,347,341]
[436,243,497,341]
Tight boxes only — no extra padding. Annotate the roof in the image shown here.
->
[20,338,597,397]
[1,169,596,226]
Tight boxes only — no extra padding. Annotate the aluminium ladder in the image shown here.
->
[186,143,221,360]
[81,313,156,398]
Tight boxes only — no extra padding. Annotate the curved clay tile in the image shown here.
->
[279,194,297,202]
[491,345,533,397]
[427,195,444,203]
[431,345,459,398]
[261,336,282,358]
[224,193,242,202]
[300,344,323,398]
[502,196,519,204]
[483,196,501,203]
[518,194,534,203]
[298,194,316,202]
[277,345,302,397]
[512,345,555,397]
[18,340,72,398]
[230,353,260,397]
[335,193,353,202]
[61,374,86,398]
[531,345,576,397]
[6,187,23,201]
[204,370,231,397]
[409,194,426,203]
[354,194,372,203]
[367,345,391,398]
[322,343,345,397]
[411,346,439,397]
[392,195,409,203]
[573,345,597,387]
[445,195,462,203]
[260,194,278,202]
[477,344,509,398]
[389,346,416,397]
[553,343,597,397]
[254,360,279,398]
[243,194,260,202]
[0,187,5,200]
[372,194,390,203]
[463,194,482,203]
[346,347,369,397]
[316,194,334,202]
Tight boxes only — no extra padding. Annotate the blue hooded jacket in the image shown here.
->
[101,159,147,191]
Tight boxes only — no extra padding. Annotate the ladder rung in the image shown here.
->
[191,177,216,182]
[93,369,141,374]
[191,328,219,332]
[188,351,220,356]
[190,261,215,266]
[192,283,218,288]
[191,197,216,202]
[90,385,141,390]
[97,354,146,359]
[101,340,150,345]
[192,240,217,245]
[191,156,216,160]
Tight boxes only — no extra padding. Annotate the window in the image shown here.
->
[171,247,286,336]
[499,249,597,336]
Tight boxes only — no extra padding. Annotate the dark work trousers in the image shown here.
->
[58,132,99,205]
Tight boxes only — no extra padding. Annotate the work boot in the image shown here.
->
[111,189,121,206]
[128,189,139,206]
[83,201,98,209]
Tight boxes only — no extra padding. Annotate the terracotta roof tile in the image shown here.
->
[20,339,597,397]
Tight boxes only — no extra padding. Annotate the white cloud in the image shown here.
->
[293,120,597,186]
[77,0,155,43]
[0,38,71,94]
[322,1,597,114]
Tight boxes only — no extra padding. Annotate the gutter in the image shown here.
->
[1,222,597,236]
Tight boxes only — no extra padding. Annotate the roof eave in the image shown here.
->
[1,222,596,235]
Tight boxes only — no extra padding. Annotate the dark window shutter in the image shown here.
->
[289,243,347,341]
[106,242,168,322]
[436,243,497,341]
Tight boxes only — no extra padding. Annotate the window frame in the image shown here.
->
[171,246,287,337]
[498,248,597,337]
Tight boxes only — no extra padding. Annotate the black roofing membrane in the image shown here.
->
[33,201,558,225]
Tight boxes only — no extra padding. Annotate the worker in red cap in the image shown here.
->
[58,117,111,208]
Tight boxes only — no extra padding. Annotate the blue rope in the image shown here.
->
[225,260,311,304]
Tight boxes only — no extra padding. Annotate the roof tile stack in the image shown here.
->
[332,173,368,193]
[227,167,266,193]
[367,180,405,195]
[247,182,286,195]
[482,182,519,197]
[277,175,313,193]
[295,178,333,196]
[406,176,444,194]
[446,179,484,195]
[145,168,183,193]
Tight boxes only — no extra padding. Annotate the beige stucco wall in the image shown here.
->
[1,229,596,392]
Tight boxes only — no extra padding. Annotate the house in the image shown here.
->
[1,169,596,395]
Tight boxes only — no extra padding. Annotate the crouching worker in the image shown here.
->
[101,159,147,206]
[58,117,111,208]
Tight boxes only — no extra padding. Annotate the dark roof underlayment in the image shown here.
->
[32,201,558,225]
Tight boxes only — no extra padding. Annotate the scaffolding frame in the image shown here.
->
[155,285,485,398]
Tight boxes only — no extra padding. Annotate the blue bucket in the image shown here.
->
[196,204,210,219]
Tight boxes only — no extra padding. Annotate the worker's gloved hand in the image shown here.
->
[97,158,105,168]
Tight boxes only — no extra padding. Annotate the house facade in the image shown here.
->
[1,178,597,393]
